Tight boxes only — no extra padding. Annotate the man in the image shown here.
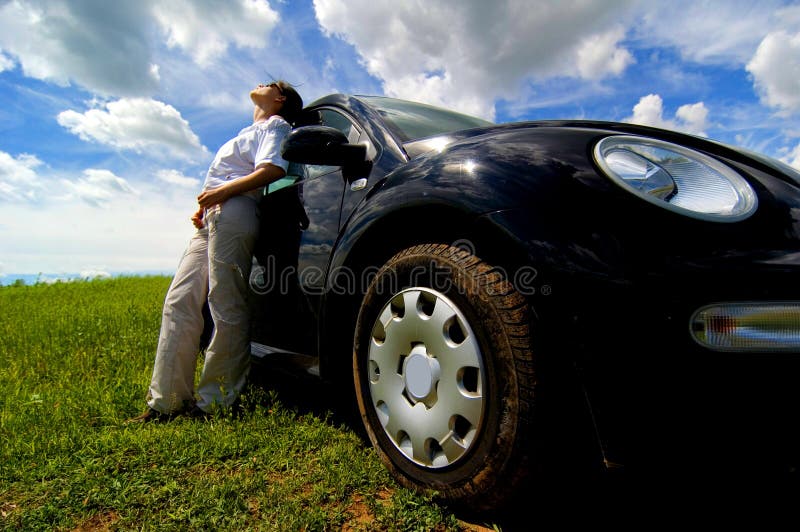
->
[130,81,303,421]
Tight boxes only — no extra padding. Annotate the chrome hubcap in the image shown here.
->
[367,288,485,468]
[403,345,441,403]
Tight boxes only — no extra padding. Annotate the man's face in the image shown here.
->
[250,83,284,109]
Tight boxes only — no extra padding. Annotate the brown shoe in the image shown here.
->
[125,407,173,424]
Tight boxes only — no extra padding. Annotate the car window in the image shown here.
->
[305,109,362,179]
[267,162,305,194]
[322,110,360,142]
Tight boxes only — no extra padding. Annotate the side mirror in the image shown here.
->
[281,126,372,181]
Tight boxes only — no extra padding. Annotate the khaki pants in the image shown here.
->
[147,195,259,413]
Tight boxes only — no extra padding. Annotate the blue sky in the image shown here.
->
[1,0,799,279]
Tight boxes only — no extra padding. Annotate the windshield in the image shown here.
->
[356,96,494,142]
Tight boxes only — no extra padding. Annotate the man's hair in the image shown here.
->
[275,80,303,127]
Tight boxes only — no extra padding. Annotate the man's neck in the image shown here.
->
[253,108,271,123]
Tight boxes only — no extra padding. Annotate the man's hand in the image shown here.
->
[191,206,205,229]
[195,165,284,210]
[197,185,231,209]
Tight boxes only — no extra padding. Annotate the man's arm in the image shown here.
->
[196,163,286,209]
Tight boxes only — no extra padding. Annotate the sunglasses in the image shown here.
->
[267,82,284,95]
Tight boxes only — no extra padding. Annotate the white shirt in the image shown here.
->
[201,115,291,201]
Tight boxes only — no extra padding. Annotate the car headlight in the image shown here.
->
[594,135,758,222]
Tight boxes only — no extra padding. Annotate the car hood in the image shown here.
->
[402,120,800,187]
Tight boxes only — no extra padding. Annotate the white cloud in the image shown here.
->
[675,102,709,137]
[628,94,669,127]
[311,0,800,123]
[783,142,800,171]
[149,63,161,82]
[0,184,198,274]
[0,0,282,98]
[57,98,207,161]
[0,151,45,202]
[313,0,636,120]
[625,94,709,136]
[152,0,280,66]
[746,31,800,115]
[634,0,788,65]
[62,169,138,207]
[0,153,140,207]
[156,169,201,188]
[0,50,13,72]
[0,0,159,96]
[79,269,112,280]
[576,26,634,80]
[0,150,205,273]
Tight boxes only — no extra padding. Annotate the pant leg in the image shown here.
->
[147,227,209,414]
[196,196,259,410]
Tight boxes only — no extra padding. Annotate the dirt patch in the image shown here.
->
[342,493,375,531]
[71,511,119,532]
[341,488,394,531]
[1,502,18,519]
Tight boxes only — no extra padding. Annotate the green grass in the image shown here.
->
[0,277,478,531]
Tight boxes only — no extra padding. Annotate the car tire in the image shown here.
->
[353,243,534,510]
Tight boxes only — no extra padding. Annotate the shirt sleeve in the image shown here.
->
[254,119,291,172]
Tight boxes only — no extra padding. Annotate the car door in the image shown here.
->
[250,108,362,357]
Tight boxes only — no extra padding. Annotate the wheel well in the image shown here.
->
[345,204,531,285]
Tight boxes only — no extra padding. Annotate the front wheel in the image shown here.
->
[353,244,535,510]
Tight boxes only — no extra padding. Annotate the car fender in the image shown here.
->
[318,127,609,380]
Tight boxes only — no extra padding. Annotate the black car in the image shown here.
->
[247,94,800,509]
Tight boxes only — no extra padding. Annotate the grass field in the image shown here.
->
[0,277,496,531]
